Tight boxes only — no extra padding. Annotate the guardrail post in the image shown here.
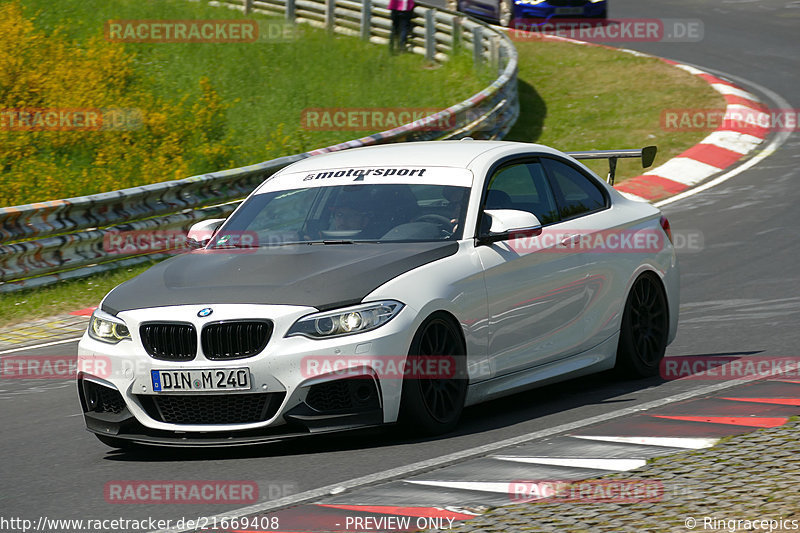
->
[472,26,483,67]
[325,0,335,34]
[244,0,253,14]
[489,34,500,72]
[425,9,435,62]
[451,16,462,54]
[361,0,371,41]
[286,0,296,23]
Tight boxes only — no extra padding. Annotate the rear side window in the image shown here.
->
[542,158,607,219]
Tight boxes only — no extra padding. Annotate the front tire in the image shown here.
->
[615,273,669,378]
[400,314,468,435]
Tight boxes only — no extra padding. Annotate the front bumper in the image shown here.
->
[78,375,383,446]
[77,303,416,445]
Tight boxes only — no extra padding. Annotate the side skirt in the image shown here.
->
[464,332,619,406]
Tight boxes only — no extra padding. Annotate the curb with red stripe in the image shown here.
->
[615,60,770,202]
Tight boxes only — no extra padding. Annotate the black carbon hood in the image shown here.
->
[101,242,458,314]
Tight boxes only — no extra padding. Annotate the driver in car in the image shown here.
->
[332,205,371,231]
[329,192,374,233]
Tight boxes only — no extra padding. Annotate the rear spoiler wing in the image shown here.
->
[566,146,657,186]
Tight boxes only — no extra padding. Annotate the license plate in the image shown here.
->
[555,7,584,15]
[151,368,251,392]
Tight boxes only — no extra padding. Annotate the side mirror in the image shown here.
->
[478,209,542,245]
[187,218,225,248]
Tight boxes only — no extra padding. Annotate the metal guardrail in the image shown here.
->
[0,0,519,293]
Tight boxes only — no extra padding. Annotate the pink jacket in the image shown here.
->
[388,0,415,11]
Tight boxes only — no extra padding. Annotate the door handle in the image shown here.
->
[559,234,581,247]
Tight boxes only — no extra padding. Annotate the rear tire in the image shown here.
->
[615,273,668,378]
[400,314,468,436]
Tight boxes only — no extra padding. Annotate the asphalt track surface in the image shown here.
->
[1,0,798,528]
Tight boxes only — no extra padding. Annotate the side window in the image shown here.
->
[542,158,607,219]
[483,161,559,225]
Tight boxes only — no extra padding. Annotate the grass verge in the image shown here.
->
[3,0,490,206]
[505,38,725,180]
[0,263,157,328]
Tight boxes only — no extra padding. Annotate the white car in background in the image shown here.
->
[77,140,678,448]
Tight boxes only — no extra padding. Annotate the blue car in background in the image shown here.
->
[456,0,607,27]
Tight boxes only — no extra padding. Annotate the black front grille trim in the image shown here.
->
[140,322,197,361]
[201,320,273,360]
[81,379,127,414]
[306,378,381,413]
[137,392,285,425]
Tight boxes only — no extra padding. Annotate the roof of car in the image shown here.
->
[278,140,566,173]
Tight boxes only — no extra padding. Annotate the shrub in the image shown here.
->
[0,1,234,206]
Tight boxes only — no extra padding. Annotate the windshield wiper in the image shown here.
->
[301,239,367,245]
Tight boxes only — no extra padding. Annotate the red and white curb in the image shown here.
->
[507,32,772,204]
[262,377,799,532]
[615,56,770,202]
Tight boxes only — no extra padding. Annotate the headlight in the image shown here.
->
[286,301,404,339]
[88,310,131,344]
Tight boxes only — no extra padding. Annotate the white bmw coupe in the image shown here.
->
[77,140,678,447]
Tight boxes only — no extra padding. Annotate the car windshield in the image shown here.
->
[213,183,471,246]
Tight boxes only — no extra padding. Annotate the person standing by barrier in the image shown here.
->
[389,0,415,54]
